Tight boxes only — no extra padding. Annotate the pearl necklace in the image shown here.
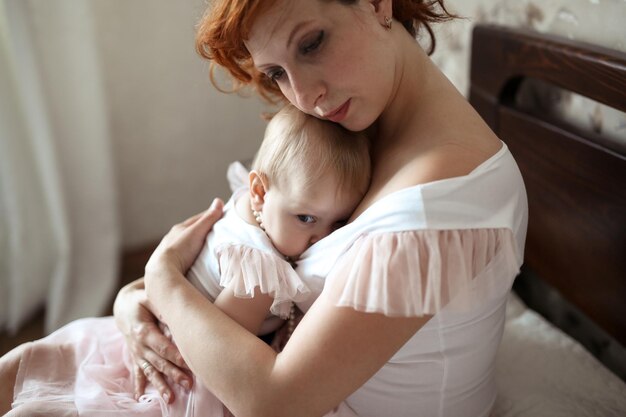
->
[286,303,297,342]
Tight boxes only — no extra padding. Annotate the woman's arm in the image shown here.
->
[112,199,225,401]
[145,204,430,417]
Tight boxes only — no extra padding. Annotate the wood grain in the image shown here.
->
[469,25,626,346]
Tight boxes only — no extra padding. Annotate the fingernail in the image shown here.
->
[209,198,219,210]
[163,393,170,403]
[181,380,190,390]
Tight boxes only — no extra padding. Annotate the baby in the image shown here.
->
[176,105,370,416]
[187,103,371,338]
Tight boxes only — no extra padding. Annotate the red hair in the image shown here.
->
[195,0,456,103]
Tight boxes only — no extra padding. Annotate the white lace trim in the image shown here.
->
[216,244,310,318]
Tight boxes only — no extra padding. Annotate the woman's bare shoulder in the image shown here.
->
[410,138,502,185]
[357,136,501,214]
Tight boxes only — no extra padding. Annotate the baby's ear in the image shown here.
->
[249,170,267,211]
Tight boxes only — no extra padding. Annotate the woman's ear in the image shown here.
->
[249,171,267,211]
[369,0,392,25]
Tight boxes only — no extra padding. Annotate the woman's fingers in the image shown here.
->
[133,362,148,400]
[180,211,204,227]
[140,360,174,403]
[138,321,192,382]
[144,349,192,389]
[181,198,223,227]
[136,321,188,370]
[147,198,224,275]
[132,350,187,403]
[200,198,224,225]
[177,199,224,253]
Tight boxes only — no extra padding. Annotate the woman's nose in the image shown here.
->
[289,70,324,112]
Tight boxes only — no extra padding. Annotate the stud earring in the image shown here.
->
[252,209,265,231]
[384,16,392,30]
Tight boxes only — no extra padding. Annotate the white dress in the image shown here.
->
[296,142,528,417]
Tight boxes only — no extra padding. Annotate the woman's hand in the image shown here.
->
[114,199,223,402]
[122,198,222,400]
[113,278,192,403]
[144,198,224,292]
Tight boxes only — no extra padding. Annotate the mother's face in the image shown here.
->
[245,0,396,132]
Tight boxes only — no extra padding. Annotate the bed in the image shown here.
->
[468,24,626,416]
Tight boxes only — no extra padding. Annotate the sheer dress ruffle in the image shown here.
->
[322,228,520,317]
[216,244,310,319]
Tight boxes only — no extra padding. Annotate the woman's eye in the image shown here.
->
[300,31,324,55]
[297,215,316,224]
[267,68,285,82]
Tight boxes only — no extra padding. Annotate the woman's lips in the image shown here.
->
[324,99,351,123]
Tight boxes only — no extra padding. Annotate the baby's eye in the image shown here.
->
[300,30,324,55]
[297,215,316,224]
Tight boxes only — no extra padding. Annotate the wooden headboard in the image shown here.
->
[469,25,626,375]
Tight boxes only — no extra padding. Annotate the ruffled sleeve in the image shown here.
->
[216,244,310,318]
[322,228,521,317]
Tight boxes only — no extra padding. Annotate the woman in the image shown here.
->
[126,0,527,415]
[1,1,527,416]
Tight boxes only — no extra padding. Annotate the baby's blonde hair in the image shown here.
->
[252,105,370,197]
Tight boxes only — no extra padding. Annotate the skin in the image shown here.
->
[0,0,503,413]
[246,170,363,259]
[247,0,395,133]
[141,0,501,415]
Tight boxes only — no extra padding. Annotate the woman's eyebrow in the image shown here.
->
[287,21,313,48]
[250,21,312,72]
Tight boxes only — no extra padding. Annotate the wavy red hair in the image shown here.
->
[195,0,457,103]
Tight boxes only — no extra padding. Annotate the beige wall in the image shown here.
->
[92,0,270,249]
[430,0,626,95]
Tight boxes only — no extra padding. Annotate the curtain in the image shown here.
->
[0,0,120,333]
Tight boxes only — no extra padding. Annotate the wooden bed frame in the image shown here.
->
[469,25,626,379]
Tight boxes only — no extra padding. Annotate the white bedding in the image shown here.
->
[494,293,626,416]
